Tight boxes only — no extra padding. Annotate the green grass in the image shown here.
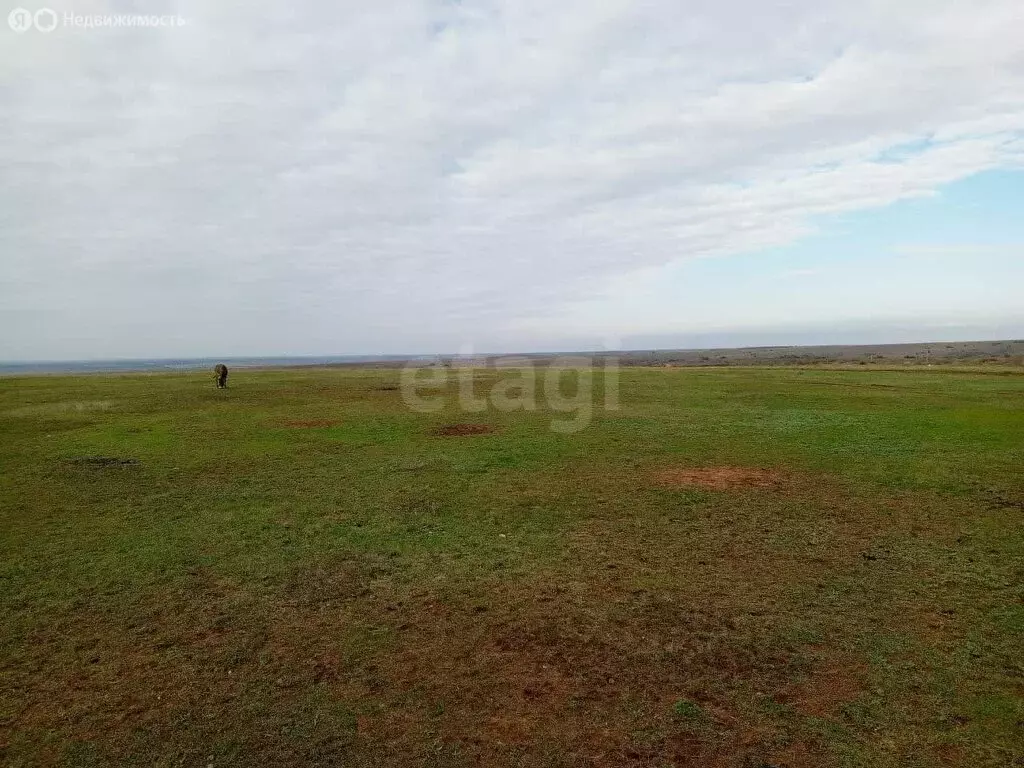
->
[1,366,1022,767]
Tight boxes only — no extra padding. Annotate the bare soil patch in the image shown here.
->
[431,423,495,437]
[329,578,806,767]
[2,554,874,767]
[779,652,867,718]
[653,466,787,491]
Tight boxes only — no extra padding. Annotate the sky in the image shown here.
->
[2,0,1023,360]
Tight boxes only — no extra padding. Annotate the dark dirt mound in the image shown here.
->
[66,456,140,467]
[653,466,786,490]
[431,423,495,437]
[280,419,341,428]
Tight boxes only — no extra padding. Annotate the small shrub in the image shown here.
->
[672,699,703,719]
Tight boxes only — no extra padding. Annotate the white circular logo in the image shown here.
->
[34,7,57,32]
[8,7,33,32]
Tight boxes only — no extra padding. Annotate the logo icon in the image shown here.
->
[34,7,57,31]
[8,7,33,32]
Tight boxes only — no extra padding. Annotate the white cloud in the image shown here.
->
[1,0,1023,358]
[785,269,822,277]
[895,243,1024,257]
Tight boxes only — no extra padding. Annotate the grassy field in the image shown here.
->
[1,365,1022,767]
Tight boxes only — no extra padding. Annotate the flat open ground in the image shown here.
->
[1,366,1022,767]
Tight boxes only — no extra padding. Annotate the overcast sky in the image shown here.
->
[2,0,1023,360]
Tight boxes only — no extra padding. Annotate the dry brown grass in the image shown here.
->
[651,466,790,491]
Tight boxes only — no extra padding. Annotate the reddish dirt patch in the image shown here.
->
[779,653,867,718]
[5,558,862,767]
[431,423,496,437]
[763,742,825,768]
[653,466,787,491]
[279,419,341,428]
[933,743,968,766]
[351,583,801,767]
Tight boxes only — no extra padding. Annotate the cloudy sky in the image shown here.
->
[2,0,1023,360]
